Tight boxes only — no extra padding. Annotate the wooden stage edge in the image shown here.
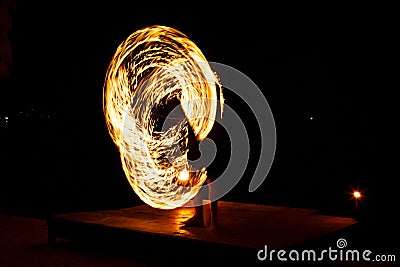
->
[47,201,357,254]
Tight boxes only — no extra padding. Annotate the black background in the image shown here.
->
[0,2,394,238]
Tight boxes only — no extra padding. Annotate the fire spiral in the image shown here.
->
[103,25,223,209]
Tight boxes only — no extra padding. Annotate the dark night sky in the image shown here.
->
[0,2,394,229]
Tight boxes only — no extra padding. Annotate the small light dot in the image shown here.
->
[309,117,314,120]
[353,191,361,199]
[178,170,189,181]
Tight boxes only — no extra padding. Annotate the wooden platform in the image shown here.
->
[47,201,356,254]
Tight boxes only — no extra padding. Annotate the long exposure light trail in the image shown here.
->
[103,25,223,209]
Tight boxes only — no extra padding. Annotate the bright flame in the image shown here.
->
[178,170,189,181]
[353,191,361,199]
[103,25,223,209]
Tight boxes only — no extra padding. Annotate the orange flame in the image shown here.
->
[103,26,223,209]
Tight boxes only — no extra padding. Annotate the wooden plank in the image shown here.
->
[47,201,356,250]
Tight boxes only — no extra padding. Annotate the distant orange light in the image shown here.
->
[353,191,361,199]
[179,170,189,181]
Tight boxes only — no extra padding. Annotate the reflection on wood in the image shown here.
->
[47,201,356,251]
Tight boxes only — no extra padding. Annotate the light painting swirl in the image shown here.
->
[103,25,223,209]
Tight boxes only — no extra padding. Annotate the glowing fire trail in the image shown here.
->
[103,25,223,209]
